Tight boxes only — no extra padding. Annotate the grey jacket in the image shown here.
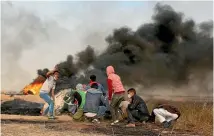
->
[84,88,105,113]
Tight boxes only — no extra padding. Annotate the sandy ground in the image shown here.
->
[1,94,204,136]
[1,114,202,136]
[1,114,105,136]
[1,94,44,103]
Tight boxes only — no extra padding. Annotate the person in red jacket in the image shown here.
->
[106,65,125,125]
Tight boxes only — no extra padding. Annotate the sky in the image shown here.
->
[1,1,213,91]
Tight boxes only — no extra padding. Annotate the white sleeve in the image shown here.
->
[52,81,56,90]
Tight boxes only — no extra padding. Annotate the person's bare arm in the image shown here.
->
[51,80,56,102]
[46,70,55,77]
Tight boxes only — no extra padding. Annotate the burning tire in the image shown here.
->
[22,75,46,95]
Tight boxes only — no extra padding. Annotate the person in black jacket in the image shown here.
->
[126,88,150,127]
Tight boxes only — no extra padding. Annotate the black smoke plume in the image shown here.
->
[40,3,213,93]
[37,68,49,78]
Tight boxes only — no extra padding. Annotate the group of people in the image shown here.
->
[39,65,181,128]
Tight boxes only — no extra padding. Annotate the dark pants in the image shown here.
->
[110,93,124,121]
[127,108,149,123]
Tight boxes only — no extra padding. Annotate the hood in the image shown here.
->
[106,66,115,76]
[89,80,97,86]
[89,80,93,84]
[87,88,102,94]
[76,83,83,90]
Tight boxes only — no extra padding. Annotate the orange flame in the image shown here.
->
[22,75,46,95]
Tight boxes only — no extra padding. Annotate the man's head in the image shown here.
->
[127,88,136,98]
[90,75,96,82]
[91,83,98,89]
[53,71,59,80]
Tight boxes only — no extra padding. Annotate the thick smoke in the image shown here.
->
[37,68,49,78]
[3,2,212,95]
[1,2,83,91]
[54,45,96,93]
[51,3,213,94]
[1,2,48,91]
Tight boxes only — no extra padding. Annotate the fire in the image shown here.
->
[23,83,43,95]
[22,75,46,95]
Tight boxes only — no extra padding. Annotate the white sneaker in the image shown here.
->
[92,119,100,124]
[111,120,119,125]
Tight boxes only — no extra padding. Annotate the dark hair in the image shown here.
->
[90,75,96,81]
[91,83,98,89]
[53,71,59,75]
[127,88,136,94]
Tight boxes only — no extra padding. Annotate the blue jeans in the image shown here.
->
[97,106,107,117]
[40,92,54,116]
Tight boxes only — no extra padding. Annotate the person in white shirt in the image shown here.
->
[39,69,59,119]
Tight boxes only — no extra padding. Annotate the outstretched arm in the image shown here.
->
[46,70,55,77]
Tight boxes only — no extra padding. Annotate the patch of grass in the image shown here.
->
[147,100,213,136]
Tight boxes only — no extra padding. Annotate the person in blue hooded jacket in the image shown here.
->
[84,83,107,123]
[85,75,106,96]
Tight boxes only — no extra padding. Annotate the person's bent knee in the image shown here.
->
[172,113,179,120]
[153,109,159,115]
[48,99,54,105]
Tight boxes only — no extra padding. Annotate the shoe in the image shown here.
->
[139,116,149,122]
[92,119,100,124]
[126,123,135,127]
[48,116,56,120]
[111,120,119,125]
[163,121,171,128]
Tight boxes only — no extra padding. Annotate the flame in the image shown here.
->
[22,75,46,95]
[23,83,43,95]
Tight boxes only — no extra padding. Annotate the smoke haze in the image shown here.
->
[1,1,213,96]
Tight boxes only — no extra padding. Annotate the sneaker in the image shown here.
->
[163,121,171,128]
[111,120,119,125]
[92,119,100,124]
[126,123,135,127]
[48,116,56,120]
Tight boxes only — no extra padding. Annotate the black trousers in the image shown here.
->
[127,108,149,123]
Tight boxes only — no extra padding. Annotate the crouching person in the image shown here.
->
[71,84,86,121]
[126,88,150,127]
[84,83,107,123]
[149,104,181,128]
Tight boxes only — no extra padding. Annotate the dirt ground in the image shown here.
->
[1,94,209,136]
[1,114,201,136]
